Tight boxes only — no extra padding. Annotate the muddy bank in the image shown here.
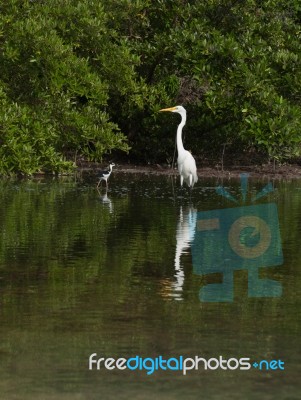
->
[81,162,301,180]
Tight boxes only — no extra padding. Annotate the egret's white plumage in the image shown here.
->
[160,106,198,188]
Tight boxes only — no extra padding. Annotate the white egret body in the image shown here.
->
[160,106,198,187]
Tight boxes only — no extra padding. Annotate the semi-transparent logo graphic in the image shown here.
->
[191,174,283,302]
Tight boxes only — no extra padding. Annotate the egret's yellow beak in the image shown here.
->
[159,106,177,112]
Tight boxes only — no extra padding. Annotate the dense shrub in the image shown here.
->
[0,0,300,173]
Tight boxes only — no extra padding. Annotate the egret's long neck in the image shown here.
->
[177,112,186,154]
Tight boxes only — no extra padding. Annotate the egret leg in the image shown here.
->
[189,174,192,187]
[180,175,183,187]
[97,178,104,188]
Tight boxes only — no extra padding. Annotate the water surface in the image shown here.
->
[0,172,300,399]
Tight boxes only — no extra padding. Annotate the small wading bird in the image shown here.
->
[159,106,198,188]
[97,163,115,188]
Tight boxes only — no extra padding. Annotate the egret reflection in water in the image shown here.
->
[172,206,197,300]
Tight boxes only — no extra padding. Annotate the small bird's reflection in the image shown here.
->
[97,188,113,213]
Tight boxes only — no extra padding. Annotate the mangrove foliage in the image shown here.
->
[0,0,300,173]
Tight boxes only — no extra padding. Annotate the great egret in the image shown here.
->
[97,163,115,188]
[159,106,198,188]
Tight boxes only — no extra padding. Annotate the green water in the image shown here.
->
[0,173,300,399]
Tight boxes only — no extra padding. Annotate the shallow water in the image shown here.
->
[0,172,300,399]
